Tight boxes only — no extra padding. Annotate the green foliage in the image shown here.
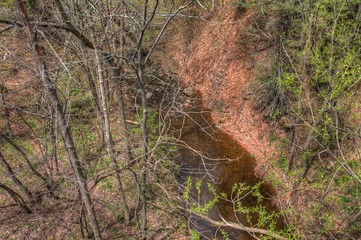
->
[274,156,288,171]
[256,0,361,236]
[276,73,301,96]
[133,107,158,136]
[183,178,299,239]
[189,229,201,240]
[70,93,94,117]
[191,196,218,215]
[0,0,14,8]
[230,1,252,10]
[251,181,264,202]
[263,0,360,136]
[220,228,230,240]
[183,176,192,202]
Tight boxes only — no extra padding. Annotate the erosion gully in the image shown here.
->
[171,96,283,239]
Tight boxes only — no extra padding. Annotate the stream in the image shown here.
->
[172,98,283,239]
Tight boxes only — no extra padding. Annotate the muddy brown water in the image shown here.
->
[172,100,283,239]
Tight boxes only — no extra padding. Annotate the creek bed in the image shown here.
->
[171,99,283,239]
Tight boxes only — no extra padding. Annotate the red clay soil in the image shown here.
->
[165,5,285,174]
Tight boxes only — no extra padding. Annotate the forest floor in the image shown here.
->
[1,4,289,238]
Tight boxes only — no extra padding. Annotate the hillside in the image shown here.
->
[0,1,360,239]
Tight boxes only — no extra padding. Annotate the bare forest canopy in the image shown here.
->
[0,0,360,240]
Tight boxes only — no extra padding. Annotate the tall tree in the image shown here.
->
[15,1,102,239]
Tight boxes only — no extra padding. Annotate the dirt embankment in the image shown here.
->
[164,5,284,174]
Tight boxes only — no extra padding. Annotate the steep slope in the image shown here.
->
[164,5,283,172]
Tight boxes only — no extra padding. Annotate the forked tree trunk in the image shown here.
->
[0,151,33,200]
[0,134,47,182]
[15,1,102,239]
[1,134,59,199]
[0,182,32,213]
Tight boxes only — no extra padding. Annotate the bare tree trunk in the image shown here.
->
[138,62,149,240]
[112,29,133,164]
[15,1,102,239]
[134,0,161,237]
[43,113,53,178]
[288,126,298,171]
[112,66,134,163]
[0,182,32,213]
[94,43,130,224]
[0,134,47,182]
[0,134,59,199]
[131,2,186,236]
[290,126,315,204]
[0,84,12,136]
[83,62,105,146]
[50,106,59,173]
[189,210,288,240]
[136,1,150,235]
[0,151,33,200]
